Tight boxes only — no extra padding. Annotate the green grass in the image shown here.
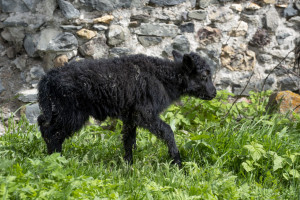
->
[1,91,300,199]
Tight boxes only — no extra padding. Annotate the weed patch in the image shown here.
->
[1,91,299,199]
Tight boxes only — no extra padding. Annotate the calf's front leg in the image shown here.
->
[122,122,137,164]
[136,113,182,167]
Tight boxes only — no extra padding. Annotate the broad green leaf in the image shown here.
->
[242,161,255,172]
[289,153,300,163]
[283,172,290,180]
[284,153,299,166]
[181,117,191,126]
[273,154,284,171]
[170,119,177,131]
[243,143,266,162]
[289,169,300,179]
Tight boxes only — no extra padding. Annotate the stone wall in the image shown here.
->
[0,0,299,123]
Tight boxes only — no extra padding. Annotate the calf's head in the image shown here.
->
[173,50,217,100]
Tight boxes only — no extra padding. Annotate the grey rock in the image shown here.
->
[80,0,114,11]
[155,14,170,23]
[12,55,27,70]
[80,0,132,12]
[289,16,300,24]
[135,23,179,37]
[188,10,207,20]
[129,21,142,28]
[3,17,27,27]
[249,28,271,47]
[163,35,190,57]
[241,14,262,28]
[0,44,4,54]
[47,33,78,52]
[232,78,275,95]
[232,82,253,95]
[109,47,132,58]
[283,4,298,18]
[296,0,300,10]
[0,108,12,121]
[189,0,196,7]
[0,79,5,94]
[215,71,255,95]
[163,45,174,57]
[0,43,4,51]
[113,0,132,8]
[35,0,57,16]
[271,68,287,76]
[61,25,83,30]
[131,0,149,7]
[1,0,56,15]
[93,25,108,31]
[107,25,125,46]
[18,89,38,103]
[257,54,272,63]
[24,34,39,58]
[276,30,292,45]
[41,49,77,70]
[278,77,300,91]
[209,7,234,23]
[30,66,45,79]
[6,47,15,59]
[25,103,40,124]
[198,0,218,8]
[79,43,94,57]
[172,35,190,54]
[257,78,275,91]
[79,36,109,58]
[36,28,61,52]
[218,0,235,3]
[58,0,80,19]
[130,14,150,23]
[265,6,280,31]
[3,13,45,30]
[1,27,25,43]
[138,36,162,47]
[229,21,248,37]
[197,51,218,73]
[149,0,186,6]
[179,23,195,33]
[181,11,189,21]
[1,0,38,13]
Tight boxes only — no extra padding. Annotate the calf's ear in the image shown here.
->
[172,50,183,62]
[183,54,194,73]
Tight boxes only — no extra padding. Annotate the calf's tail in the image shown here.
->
[37,75,53,126]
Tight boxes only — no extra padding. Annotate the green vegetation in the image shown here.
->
[1,91,300,199]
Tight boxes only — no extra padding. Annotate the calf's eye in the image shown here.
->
[201,74,208,81]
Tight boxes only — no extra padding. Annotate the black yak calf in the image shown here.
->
[37,50,216,166]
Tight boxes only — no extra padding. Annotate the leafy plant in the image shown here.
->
[0,90,299,199]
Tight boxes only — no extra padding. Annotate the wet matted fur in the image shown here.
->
[37,50,217,167]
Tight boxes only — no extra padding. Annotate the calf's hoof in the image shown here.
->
[172,159,182,168]
[124,155,133,165]
[171,152,182,168]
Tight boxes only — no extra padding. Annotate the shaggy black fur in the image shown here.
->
[37,50,216,167]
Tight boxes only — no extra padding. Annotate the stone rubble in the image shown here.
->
[267,90,300,115]
[0,0,299,123]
